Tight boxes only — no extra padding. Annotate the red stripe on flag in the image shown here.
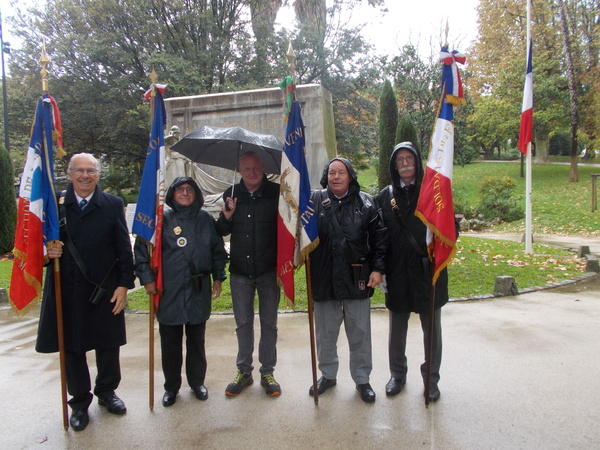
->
[277,215,296,302]
[10,198,44,311]
[518,108,533,155]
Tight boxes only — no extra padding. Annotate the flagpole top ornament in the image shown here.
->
[149,67,158,97]
[39,42,50,93]
[287,41,296,76]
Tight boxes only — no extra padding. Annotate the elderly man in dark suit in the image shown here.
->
[36,153,135,431]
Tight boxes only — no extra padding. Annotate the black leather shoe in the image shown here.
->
[385,376,406,396]
[98,393,127,415]
[308,376,337,396]
[192,385,208,401]
[426,385,441,402]
[70,409,89,432]
[356,383,376,403]
[162,390,178,407]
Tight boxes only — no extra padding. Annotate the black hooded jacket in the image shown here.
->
[134,177,227,325]
[376,143,449,314]
[309,158,388,302]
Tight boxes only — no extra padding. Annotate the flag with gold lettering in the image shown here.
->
[133,87,166,307]
[277,77,319,303]
[415,47,463,284]
[10,93,64,313]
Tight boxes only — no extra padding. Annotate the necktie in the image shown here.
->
[79,199,88,210]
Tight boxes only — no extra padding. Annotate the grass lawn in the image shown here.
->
[1,161,595,312]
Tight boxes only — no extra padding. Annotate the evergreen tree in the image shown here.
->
[378,79,397,190]
[396,115,419,149]
[0,145,17,254]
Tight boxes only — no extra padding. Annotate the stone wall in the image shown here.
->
[164,84,336,190]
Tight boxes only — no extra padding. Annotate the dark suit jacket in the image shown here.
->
[36,183,135,353]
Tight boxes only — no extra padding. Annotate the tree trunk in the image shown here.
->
[535,132,550,163]
[557,0,579,182]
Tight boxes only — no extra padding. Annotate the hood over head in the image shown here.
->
[165,176,204,210]
[389,141,423,189]
[319,157,360,194]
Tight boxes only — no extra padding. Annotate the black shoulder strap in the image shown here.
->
[59,191,115,287]
[388,185,427,258]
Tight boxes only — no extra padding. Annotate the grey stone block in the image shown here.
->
[0,288,7,304]
[585,255,599,273]
[495,276,519,296]
[578,246,590,257]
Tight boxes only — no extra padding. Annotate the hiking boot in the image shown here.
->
[260,374,282,397]
[225,370,253,396]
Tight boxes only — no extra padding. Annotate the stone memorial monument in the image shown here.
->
[164,84,336,205]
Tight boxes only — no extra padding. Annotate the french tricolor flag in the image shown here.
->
[133,88,167,307]
[518,40,533,155]
[415,48,463,284]
[10,94,63,313]
[277,98,319,304]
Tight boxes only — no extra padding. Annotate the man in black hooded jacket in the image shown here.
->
[377,142,449,403]
[308,157,387,403]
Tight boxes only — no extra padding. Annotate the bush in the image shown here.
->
[477,176,524,223]
[0,145,17,254]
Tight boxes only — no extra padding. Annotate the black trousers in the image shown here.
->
[159,322,207,392]
[65,347,121,412]
[388,309,442,388]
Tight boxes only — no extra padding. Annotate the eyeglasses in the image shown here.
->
[175,186,194,193]
[396,156,415,164]
[71,168,99,175]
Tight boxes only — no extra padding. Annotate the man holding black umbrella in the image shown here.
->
[215,151,282,397]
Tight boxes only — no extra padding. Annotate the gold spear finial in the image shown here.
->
[149,66,158,98]
[287,41,296,76]
[40,42,50,93]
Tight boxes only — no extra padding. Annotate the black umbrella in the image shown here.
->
[171,125,284,175]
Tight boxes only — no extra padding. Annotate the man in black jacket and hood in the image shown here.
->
[377,142,449,403]
[135,177,227,407]
[308,157,387,403]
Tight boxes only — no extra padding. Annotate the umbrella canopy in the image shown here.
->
[171,125,284,175]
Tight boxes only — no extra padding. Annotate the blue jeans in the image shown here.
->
[230,271,280,375]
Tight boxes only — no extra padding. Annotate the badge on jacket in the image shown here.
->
[177,237,187,247]
[174,226,182,235]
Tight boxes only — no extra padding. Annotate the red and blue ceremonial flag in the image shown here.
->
[518,39,533,155]
[277,77,319,304]
[415,47,464,284]
[133,87,166,307]
[10,93,65,313]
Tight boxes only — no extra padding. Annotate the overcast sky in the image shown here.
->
[1,0,479,65]
[277,0,479,58]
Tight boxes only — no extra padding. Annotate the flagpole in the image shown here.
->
[287,41,319,405]
[524,0,533,253]
[40,45,69,431]
[147,68,158,412]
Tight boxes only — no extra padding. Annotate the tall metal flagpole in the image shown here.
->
[41,44,69,430]
[524,0,533,253]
